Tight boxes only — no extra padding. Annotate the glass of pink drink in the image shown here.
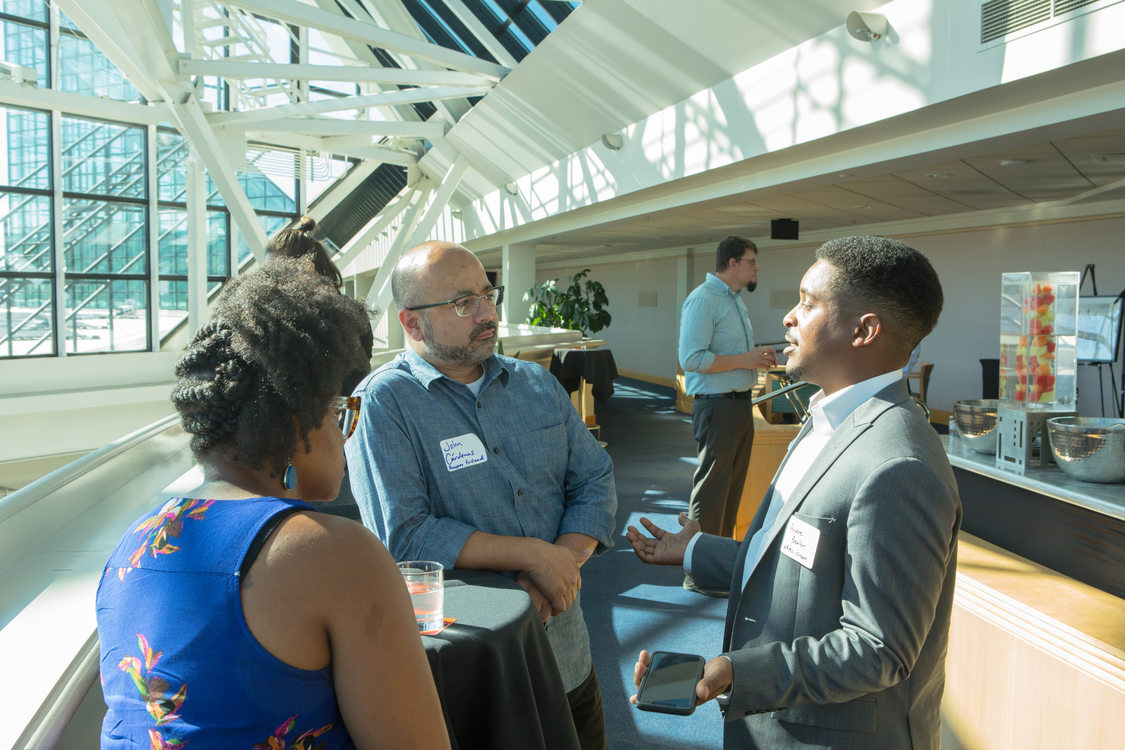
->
[397,561,444,633]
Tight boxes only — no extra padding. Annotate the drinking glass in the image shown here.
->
[397,561,444,633]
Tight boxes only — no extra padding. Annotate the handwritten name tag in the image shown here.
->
[780,516,820,570]
[440,433,489,472]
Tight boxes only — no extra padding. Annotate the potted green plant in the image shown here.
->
[524,269,611,335]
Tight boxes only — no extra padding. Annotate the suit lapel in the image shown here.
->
[744,383,908,585]
[723,418,815,637]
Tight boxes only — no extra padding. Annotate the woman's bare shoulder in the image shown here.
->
[266,511,400,594]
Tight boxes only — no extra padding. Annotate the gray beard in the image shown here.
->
[421,315,496,366]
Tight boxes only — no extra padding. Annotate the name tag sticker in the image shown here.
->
[440,433,489,472]
[780,516,820,569]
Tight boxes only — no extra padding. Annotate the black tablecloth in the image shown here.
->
[549,347,618,402]
[423,570,580,750]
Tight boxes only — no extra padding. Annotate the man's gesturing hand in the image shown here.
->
[626,512,699,566]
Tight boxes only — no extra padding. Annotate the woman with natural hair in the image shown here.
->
[95,258,449,749]
[266,215,345,289]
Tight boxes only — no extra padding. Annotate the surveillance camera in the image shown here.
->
[845,11,888,41]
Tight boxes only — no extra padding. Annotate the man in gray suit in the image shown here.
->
[628,235,960,749]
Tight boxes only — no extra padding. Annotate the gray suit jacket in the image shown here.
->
[691,380,961,749]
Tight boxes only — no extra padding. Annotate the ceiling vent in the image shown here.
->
[981,0,1106,45]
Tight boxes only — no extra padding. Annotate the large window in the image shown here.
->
[60,116,149,354]
[0,3,300,358]
[0,105,53,356]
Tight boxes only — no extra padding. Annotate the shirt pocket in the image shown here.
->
[514,417,568,473]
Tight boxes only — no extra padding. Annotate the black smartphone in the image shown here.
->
[635,650,705,715]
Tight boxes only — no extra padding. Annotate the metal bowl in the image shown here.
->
[953,399,999,455]
[1047,417,1125,484]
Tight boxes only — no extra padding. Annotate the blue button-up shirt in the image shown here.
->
[678,273,757,395]
[345,349,617,690]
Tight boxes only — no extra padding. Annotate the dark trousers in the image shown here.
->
[567,666,606,750]
[688,396,756,538]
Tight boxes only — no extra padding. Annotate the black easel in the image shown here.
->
[1078,264,1125,418]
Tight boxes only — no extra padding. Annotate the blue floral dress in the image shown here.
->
[96,496,356,749]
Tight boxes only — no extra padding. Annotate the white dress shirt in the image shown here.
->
[684,369,905,594]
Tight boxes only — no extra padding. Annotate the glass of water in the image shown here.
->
[397,561,444,633]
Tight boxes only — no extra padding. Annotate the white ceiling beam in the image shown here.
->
[1060,176,1125,205]
[221,0,508,79]
[304,0,460,125]
[333,0,470,125]
[335,187,416,269]
[307,159,383,222]
[442,0,519,68]
[365,183,434,329]
[57,0,267,262]
[0,79,168,125]
[170,98,269,261]
[126,8,269,260]
[355,159,470,328]
[207,85,491,127]
[226,118,446,138]
[320,146,417,167]
[256,133,418,167]
[406,158,470,247]
[54,0,165,102]
[178,59,495,86]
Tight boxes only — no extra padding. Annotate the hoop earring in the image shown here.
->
[282,463,298,490]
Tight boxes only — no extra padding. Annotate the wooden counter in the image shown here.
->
[734,415,799,539]
[943,438,1124,748]
[944,533,1125,749]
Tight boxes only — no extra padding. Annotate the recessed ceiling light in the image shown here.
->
[1092,153,1125,163]
[926,172,951,178]
[854,205,872,210]
[1000,158,1031,167]
[838,172,855,178]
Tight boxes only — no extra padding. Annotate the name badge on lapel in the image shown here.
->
[440,433,489,472]
[780,516,820,569]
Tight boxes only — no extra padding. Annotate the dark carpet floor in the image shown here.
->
[582,378,725,750]
[330,377,727,748]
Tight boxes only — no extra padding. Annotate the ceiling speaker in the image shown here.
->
[771,218,799,240]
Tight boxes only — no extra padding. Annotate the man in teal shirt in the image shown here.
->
[678,236,776,594]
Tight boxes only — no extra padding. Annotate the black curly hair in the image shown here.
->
[170,257,373,477]
[815,235,943,355]
[265,215,344,290]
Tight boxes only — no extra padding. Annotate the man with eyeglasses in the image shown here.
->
[679,236,777,596]
[346,241,617,750]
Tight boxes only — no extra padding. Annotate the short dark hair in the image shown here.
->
[815,235,943,351]
[170,257,372,476]
[715,235,756,273]
[265,215,344,290]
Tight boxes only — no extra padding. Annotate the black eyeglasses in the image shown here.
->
[405,286,504,317]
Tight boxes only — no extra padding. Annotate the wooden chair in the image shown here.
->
[908,361,934,404]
